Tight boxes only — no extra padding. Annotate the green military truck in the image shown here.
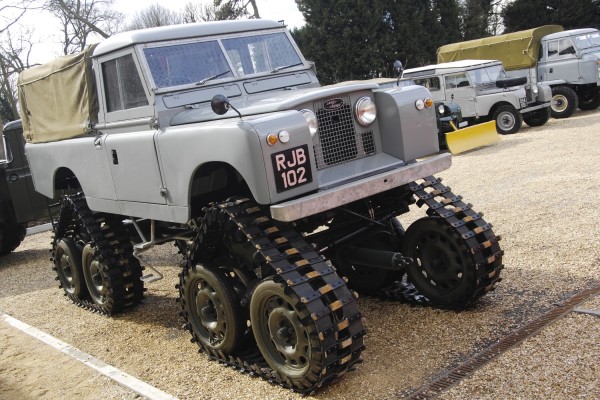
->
[437,25,600,118]
[0,120,53,255]
[17,20,503,393]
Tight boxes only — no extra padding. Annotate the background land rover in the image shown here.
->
[437,25,600,119]
[17,19,503,393]
[0,120,54,255]
[403,59,552,135]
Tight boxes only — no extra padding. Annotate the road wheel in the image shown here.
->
[551,86,578,118]
[523,108,550,127]
[0,222,27,255]
[492,104,522,134]
[250,279,322,387]
[53,238,88,298]
[401,217,476,308]
[578,88,600,111]
[180,261,245,354]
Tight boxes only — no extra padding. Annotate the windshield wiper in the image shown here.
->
[271,62,304,73]
[195,69,231,86]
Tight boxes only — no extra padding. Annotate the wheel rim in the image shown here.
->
[183,263,243,353]
[552,95,568,112]
[402,218,473,303]
[54,238,85,296]
[55,240,75,293]
[82,244,107,304]
[191,276,229,347]
[497,111,515,131]
[252,283,311,375]
[412,234,464,291]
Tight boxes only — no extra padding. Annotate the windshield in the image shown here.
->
[144,40,233,88]
[574,32,600,49]
[143,32,304,88]
[222,32,303,76]
[467,65,505,86]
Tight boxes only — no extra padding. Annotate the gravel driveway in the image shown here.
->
[1,109,599,400]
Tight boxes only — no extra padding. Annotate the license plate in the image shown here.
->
[271,144,313,193]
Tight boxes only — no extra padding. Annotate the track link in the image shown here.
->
[179,198,365,394]
[382,176,504,306]
[52,193,144,315]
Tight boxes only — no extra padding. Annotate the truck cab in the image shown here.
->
[403,60,552,134]
[538,28,600,115]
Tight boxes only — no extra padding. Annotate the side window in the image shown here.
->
[102,54,148,112]
[548,40,559,57]
[538,43,544,60]
[558,39,575,55]
[413,77,441,91]
[444,73,469,89]
[548,39,575,58]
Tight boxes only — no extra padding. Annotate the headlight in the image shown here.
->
[532,85,539,95]
[354,97,377,126]
[438,104,446,115]
[300,109,318,137]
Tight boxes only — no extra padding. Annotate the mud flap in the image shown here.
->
[445,121,500,154]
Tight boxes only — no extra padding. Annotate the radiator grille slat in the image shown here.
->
[312,96,376,170]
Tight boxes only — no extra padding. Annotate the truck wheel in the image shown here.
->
[180,261,245,354]
[53,238,88,298]
[0,222,27,255]
[250,278,322,387]
[551,86,578,118]
[401,217,476,308]
[492,105,522,134]
[578,88,600,111]
[522,108,550,127]
[82,244,114,308]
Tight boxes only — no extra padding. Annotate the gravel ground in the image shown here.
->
[1,108,599,400]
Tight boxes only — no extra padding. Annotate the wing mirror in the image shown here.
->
[211,94,242,118]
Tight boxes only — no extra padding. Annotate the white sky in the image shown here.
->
[8,0,305,64]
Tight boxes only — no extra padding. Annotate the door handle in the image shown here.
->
[549,68,553,73]
[93,132,103,148]
[112,150,119,165]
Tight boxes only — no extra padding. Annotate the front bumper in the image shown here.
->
[270,152,452,222]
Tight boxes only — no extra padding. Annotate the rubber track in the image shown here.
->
[179,198,366,394]
[382,176,504,306]
[52,193,143,315]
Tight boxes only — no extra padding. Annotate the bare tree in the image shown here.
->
[214,0,260,20]
[44,0,124,54]
[128,3,182,30]
[181,2,219,23]
[0,1,39,124]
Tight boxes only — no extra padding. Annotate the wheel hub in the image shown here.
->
[552,95,567,112]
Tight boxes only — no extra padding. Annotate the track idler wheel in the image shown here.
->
[250,278,322,387]
[54,238,88,299]
[401,217,475,308]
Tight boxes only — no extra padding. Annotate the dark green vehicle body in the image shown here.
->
[0,120,52,254]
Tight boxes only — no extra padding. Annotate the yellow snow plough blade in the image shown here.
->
[445,121,500,154]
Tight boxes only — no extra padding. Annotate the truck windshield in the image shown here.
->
[222,32,303,76]
[144,41,234,88]
[574,32,600,49]
[467,65,505,87]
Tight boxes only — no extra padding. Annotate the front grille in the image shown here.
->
[312,96,375,170]
[525,85,534,103]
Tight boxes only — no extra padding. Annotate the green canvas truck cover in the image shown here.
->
[17,44,98,143]
[437,25,564,71]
